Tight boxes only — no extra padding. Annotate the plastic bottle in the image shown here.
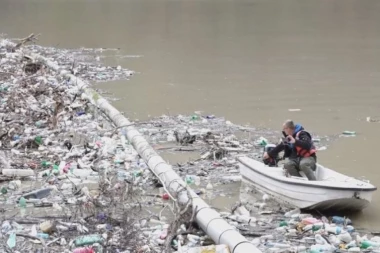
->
[345,240,357,249]
[187,234,200,241]
[325,226,342,235]
[191,115,199,120]
[1,187,7,194]
[338,232,352,243]
[8,180,21,190]
[312,224,323,232]
[19,197,27,208]
[37,233,49,239]
[133,170,142,177]
[291,245,307,252]
[315,234,329,245]
[76,111,86,116]
[7,232,16,248]
[342,131,356,136]
[74,234,103,246]
[41,161,52,167]
[185,175,194,185]
[235,215,256,224]
[72,248,95,253]
[52,164,60,175]
[332,216,352,225]
[35,120,46,128]
[346,225,355,233]
[30,225,37,236]
[70,162,78,172]
[360,240,380,249]
[275,226,287,234]
[271,243,291,249]
[256,137,268,146]
[117,171,130,182]
[286,229,297,237]
[310,244,335,252]
[70,169,99,178]
[279,221,288,227]
[328,234,341,247]
[194,176,201,186]
[34,136,43,145]
[2,169,34,177]
[284,208,301,218]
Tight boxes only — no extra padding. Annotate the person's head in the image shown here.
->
[282,120,295,136]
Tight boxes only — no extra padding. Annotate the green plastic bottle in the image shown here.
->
[19,197,27,208]
[34,136,43,145]
[185,176,194,185]
[279,221,288,227]
[191,115,199,120]
[1,187,8,195]
[35,121,43,128]
[312,224,322,231]
[7,232,16,248]
[361,240,380,249]
[53,164,60,175]
[41,161,52,167]
[19,197,27,217]
[133,170,142,177]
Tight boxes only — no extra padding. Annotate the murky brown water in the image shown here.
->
[1,0,380,229]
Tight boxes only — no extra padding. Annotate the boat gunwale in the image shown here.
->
[238,157,377,192]
[241,176,370,210]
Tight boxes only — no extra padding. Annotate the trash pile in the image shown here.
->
[0,38,220,252]
[252,208,379,253]
[214,201,379,253]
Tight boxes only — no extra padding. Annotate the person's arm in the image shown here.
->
[267,143,285,158]
[294,132,312,150]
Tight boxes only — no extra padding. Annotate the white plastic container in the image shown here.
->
[2,169,34,177]
[174,245,230,253]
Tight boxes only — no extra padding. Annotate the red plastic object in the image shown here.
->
[162,193,169,200]
[72,247,95,253]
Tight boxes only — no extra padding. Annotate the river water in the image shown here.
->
[1,0,380,230]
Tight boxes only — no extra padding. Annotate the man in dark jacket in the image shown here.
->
[263,120,317,180]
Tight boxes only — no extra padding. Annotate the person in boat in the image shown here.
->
[263,120,317,181]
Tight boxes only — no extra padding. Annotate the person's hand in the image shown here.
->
[287,135,295,144]
[263,152,269,159]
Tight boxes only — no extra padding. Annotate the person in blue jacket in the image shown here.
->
[263,120,317,180]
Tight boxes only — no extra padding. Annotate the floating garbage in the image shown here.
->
[255,137,268,146]
[174,244,230,253]
[0,35,347,253]
[342,131,356,136]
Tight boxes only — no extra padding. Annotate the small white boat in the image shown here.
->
[237,156,377,211]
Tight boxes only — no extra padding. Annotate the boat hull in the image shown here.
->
[238,156,375,212]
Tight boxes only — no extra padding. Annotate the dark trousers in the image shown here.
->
[284,157,317,181]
